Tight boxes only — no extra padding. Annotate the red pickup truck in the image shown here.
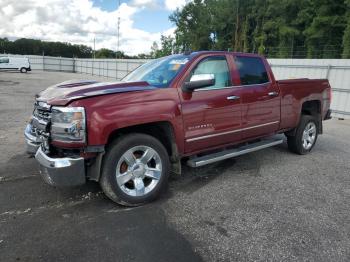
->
[25,51,332,206]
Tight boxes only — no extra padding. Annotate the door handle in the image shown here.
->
[227,95,240,101]
[268,91,278,97]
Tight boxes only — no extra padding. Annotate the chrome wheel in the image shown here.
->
[116,145,162,197]
[302,122,316,150]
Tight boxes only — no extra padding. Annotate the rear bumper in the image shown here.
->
[35,147,86,187]
[324,109,332,120]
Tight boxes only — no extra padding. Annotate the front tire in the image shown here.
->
[100,133,170,206]
[20,67,27,73]
[287,115,318,155]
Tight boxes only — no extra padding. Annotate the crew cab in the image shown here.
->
[25,51,332,206]
[0,56,31,73]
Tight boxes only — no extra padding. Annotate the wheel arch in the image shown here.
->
[301,100,321,116]
[89,121,181,182]
[108,121,178,157]
[285,99,323,136]
[102,121,182,177]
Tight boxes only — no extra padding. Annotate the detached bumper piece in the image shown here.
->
[324,109,332,120]
[35,147,86,187]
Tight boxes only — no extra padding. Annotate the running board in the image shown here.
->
[187,138,283,168]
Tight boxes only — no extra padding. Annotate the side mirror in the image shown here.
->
[182,74,215,92]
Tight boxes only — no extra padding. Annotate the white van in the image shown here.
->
[0,57,31,73]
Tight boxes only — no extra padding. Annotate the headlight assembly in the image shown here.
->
[51,107,86,143]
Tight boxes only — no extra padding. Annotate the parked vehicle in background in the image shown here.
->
[0,56,31,73]
[24,51,332,206]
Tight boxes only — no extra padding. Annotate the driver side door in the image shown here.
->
[178,55,243,154]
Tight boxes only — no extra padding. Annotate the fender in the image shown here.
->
[70,87,185,154]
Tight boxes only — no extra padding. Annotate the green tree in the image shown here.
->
[96,48,116,58]
[150,41,160,58]
[169,0,348,58]
[342,0,350,58]
[158,35,175,56]
[0,38,12,54]
[150,35,176,58]
[170,0,212,51]
[0,38,94,58]
[304,0,347,58]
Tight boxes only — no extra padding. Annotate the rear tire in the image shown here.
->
[20,67,27,73]
[100,133,170,206]
[287,115,318,155]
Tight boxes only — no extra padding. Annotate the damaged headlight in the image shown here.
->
[51,107,86,143]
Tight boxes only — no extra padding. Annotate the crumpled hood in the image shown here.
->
[36,79,157,105]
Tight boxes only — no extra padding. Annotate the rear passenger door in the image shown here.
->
[233,56,280,140]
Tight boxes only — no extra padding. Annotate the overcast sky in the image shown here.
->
[0,0,190,55]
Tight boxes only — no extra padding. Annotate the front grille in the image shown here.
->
[29,101,52,152]
[31,101,51,133]
[33,101,52,123]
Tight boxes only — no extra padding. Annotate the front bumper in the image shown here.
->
[24,124,41,154]
[25,124,86,186]
[35,147,86,187]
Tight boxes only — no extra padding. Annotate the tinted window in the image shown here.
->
[0,58,9,63]
[235,56,269,85]
[190,56,231,89]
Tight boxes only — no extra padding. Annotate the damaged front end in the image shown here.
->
[24,101,87,186]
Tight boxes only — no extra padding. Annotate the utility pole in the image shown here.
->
[93,38,96,59]
[117,0,121,59]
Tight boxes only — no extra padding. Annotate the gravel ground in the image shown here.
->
[0,71,349,262]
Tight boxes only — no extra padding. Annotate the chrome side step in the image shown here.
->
[187,138,283,167]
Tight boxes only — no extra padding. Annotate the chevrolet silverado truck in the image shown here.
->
[25,51,332,206]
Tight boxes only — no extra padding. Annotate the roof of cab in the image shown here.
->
[186,50,264,58]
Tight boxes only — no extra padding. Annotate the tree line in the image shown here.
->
[163,0,350,58]
[0,38,150,59]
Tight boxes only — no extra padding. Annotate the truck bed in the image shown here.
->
[277,78,331,131]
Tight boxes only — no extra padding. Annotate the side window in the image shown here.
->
[0,58,9,64]
[234,56,269,85]
[190,56,231,89]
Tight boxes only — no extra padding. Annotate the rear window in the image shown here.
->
[234,56,269,85]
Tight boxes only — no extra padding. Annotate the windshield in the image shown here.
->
[122,55,190,88]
